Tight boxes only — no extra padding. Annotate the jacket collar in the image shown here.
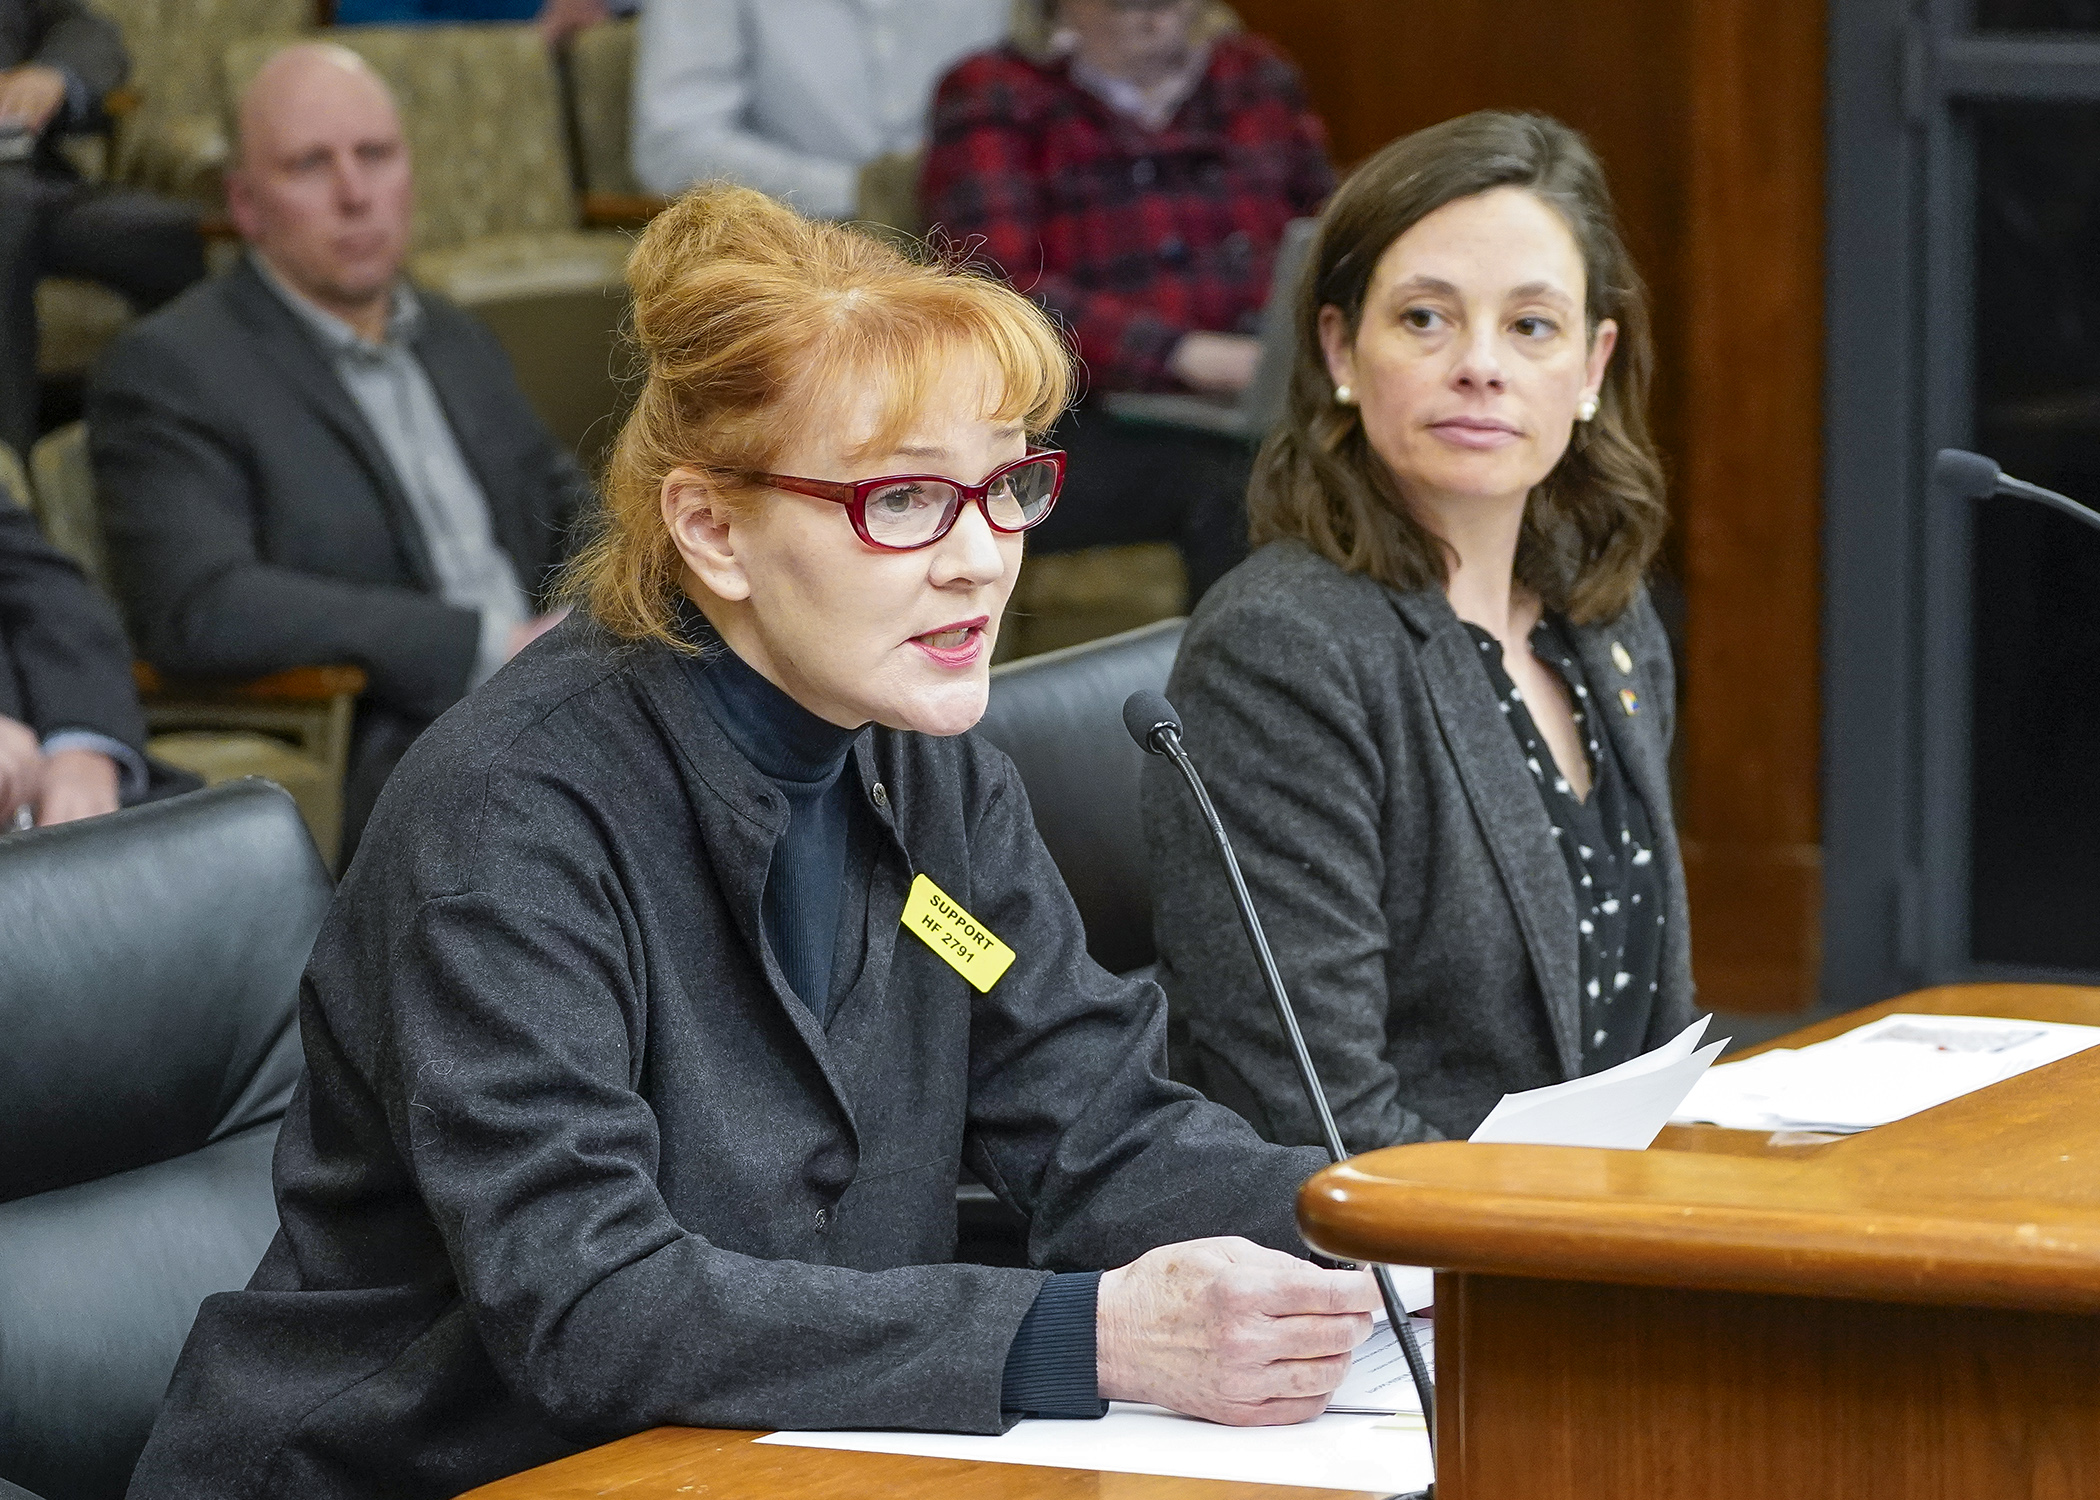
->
[621,624,920,1147]
[1388,584,1585,1077]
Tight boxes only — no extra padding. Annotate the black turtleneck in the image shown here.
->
[687,645,861,1018]
[687,636,1103,1420]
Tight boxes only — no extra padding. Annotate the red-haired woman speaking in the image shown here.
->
[126,187,1375,1500]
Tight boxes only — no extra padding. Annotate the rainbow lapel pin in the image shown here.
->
[1619,687,1641,716]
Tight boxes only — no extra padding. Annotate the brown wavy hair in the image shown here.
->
[561,184,1074,651]
[1250,111,1666,623]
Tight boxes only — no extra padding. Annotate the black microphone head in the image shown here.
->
[1934,448,2003,502]
[1122,690,1181,755]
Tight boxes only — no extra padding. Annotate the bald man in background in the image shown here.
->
[88,44,586,858]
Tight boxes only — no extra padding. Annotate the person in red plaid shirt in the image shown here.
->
[920,0,1334,600]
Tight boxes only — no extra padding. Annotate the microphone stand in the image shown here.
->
[1129,696,1437,1479]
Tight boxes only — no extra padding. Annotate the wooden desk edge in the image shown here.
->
[456,1425,1394,1500]
[1298,984,2100,1312]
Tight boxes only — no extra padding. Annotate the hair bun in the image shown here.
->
[626,183,807,364]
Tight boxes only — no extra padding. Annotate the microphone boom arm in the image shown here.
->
[1146,717,1439,1463]
[1997,473,2100,534]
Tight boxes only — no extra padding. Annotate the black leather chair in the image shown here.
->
[961,619,1185,1265]
[976,617,1186,976]
[0,781,330,1500]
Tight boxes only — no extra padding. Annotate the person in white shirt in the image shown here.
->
[631,0,1007,219]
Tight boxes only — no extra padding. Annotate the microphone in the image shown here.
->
[1934,449,2100,534]
[1126,689,1438,1467]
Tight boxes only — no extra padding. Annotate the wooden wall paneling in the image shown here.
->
[1232,0,1828,1011]
[1675,0,1828,1012]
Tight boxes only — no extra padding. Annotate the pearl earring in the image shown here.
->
[1577,396,1599,422]
[1334,384,1355,406]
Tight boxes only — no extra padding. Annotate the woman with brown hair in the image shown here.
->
[1143,111,1696,1153]
[125,186,1375,1500]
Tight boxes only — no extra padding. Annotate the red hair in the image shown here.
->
[564,184,1074,650]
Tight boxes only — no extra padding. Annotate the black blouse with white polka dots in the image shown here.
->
[1465,617,1664,1070]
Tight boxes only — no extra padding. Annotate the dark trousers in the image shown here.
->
[1031,404,1253,604]
[1,166,206,456]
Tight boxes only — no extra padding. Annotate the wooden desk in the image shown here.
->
[459,1426,1383,1500]
[473,984,2099,1499]
[1299,983,2100,1499]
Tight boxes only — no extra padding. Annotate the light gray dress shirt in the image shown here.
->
[255,256,529,690]
[632,0,1008,215]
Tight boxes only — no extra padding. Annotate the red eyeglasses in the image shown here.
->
[755,450,1067,551]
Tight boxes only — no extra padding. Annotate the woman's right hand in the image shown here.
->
[1095,1237,1377,1424]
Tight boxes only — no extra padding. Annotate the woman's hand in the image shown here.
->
[1096,1237,1377,1424]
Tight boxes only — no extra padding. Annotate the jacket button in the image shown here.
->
[870,782,888,808]
[814,1207,830,1232]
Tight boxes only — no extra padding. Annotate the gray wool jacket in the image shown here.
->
[1143,540,1696,1152]
[127,614,1326,1500]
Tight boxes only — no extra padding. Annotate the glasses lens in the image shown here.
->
[983,457,1061,531]
[862,479,961,546]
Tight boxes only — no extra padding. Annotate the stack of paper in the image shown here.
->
[1672,1012,2100,1134]
[1469,1015,1728,1149]
[759,1401,1436,1493]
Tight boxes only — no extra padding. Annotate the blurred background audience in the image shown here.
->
[1,0,203,456]
[0,0,1999,1037]
[921,0,1331,601]
[632,0,1006,223]
[86,42,584,856]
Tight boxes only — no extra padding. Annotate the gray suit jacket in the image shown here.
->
[128,614,1326,1500]
[1143,540,1696,1151]
[88,258,588,723]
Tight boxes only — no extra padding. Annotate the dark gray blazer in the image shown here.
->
[127,615,1326,1500]
[1143,540,1696,1152]
[87,257,588,723]
[0,493,143,752]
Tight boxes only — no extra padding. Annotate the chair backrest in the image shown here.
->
[0,781,330,1500]
[568,17,641,197]
[0,442,29,512]
[27,422,109,592]
[975,618,1185,975]
[224,24,579,255]
[97,0,311,193]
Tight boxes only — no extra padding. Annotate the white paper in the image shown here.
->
[1674,1012,2100,1134]
[1469,1016,1726,1149]
[758,1401,1434,1493]
[1327,1315,1435,1413]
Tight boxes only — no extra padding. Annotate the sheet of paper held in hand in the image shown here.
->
[761,1023,1724,1491]
[1671,1012,2100,1134]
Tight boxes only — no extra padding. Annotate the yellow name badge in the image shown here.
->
[902,873,1016,993]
